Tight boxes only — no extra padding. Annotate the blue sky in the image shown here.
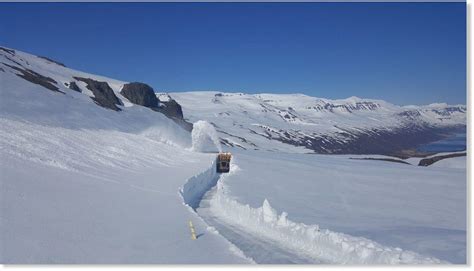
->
[0,3,466,105]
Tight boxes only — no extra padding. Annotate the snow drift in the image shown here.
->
[210,190,444,264]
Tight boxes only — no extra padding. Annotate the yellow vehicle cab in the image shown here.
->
[216,152,232,173]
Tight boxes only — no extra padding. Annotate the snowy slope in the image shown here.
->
[171,91,466,154]
[0,47,251,263]
[429,156,466,169]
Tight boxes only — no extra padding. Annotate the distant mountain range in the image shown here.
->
[171,92,465,156]
[1,46,466,156]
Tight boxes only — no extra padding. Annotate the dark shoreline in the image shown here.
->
[418,152,467,166]
[388,126,466,159]
[349,151,466,167]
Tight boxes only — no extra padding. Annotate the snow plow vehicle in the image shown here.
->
[216,152,232,173]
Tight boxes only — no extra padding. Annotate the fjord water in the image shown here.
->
[417,132,466,152]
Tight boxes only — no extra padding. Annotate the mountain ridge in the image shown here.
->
[171,91,465,156]
[1,46,466,156]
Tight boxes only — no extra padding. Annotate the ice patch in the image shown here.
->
[191,120,222,153]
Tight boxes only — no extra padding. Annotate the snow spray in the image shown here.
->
[191,120,222,153]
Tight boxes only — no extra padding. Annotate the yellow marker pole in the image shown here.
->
[189,220,197,240]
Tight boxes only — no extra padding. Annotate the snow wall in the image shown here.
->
[180,160,219,210]
[180,162,446,264]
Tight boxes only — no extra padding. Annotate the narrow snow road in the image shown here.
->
[183,159,446,265]
[197,185,320,264]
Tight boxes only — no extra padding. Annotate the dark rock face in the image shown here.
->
[68,81,81,92]
[305,101,380,113]
[73,77,122,111]
[38,56,66,67]
[157,96,193,131]
[3,63,63,93]
[118,82,192,131]
[217,129,258,148]
[158,97,184,120]
[250,122,466,156]
[418,152,466,166]
[220,138,246,149]
[3,55,23,67]
[397,110,422,119]
[396,107,466,123]
[120,82,159,108]
[432,107,467,116]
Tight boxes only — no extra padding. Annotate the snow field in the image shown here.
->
[181,159,446,264]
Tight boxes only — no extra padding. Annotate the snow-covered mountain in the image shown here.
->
[172,92,466,155]
[1,46,465,156]
[0,46,192,134]
[0,46,466,264]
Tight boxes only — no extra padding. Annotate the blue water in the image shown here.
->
[417,133,466,152]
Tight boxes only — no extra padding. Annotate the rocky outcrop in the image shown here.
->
[418,152,466,166]
[3,62,63,93]
[119,83,183,118]
[120,82,160,108]
[68,81,81,92]
[73,77,122,111]
[157,95,184,119]
[157,94,193,131]
[250,122,465,156]
[305,101,381,113]
[119,83,192,131]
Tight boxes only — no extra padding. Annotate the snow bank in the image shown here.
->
[210,192,444,264]
[182,160,446,264]
[191,120,222,153]
[179,160,219,210]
